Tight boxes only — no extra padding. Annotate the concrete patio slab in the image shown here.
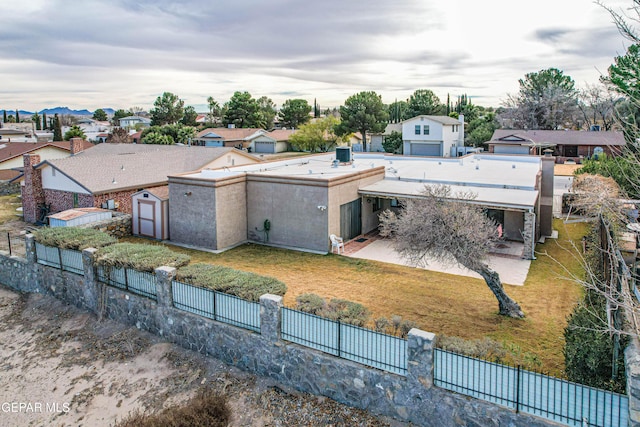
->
[346,239,531,286]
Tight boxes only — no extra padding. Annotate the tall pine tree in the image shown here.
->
[42,112,47,130]
[53,114,63,141]
[2,110,6,123]
[15,109,19,123]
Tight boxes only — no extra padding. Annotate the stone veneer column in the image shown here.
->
[22,154,43,224]
[407,328,436,389]
[82,248,99,313]
[155,266,176,307]
[625,337,640,426]
[260,294,283,342]
[25,234,36,265]
[522,211,536,260]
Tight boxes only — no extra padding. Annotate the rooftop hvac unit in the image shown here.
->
[336,146,351,163]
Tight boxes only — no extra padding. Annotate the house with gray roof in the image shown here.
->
[19,143,260,223]
[487,129,625,163]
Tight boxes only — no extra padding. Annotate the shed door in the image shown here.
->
[254,141,274,153]
[340,199,361,241]
[137,200,156,238]
[410,143,441,156]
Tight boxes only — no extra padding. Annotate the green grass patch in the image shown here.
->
[95,242,190,272]
[176,263,286,302]
[33,227,117,250]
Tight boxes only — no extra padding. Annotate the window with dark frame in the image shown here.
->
[415,125,420,135]
[423,125,430,135]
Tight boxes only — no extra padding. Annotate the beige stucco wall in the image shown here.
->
[168,179,218,250]
[327,167,386,240]
[214,177,248,250]
[246,176,329,252]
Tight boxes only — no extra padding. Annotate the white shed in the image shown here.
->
[48,207,112,227]
[132,186,169,240]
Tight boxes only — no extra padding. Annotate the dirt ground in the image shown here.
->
[0,286,411,427]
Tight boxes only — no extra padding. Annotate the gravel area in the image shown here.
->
[0,286,412,427]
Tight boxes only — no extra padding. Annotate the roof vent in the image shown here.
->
[512,164,516,168]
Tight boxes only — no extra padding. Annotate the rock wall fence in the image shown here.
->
[0,235,635,427]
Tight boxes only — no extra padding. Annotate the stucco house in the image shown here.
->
[168,151,553,260]
[487,129,625,163]
[401,115,465,157]
[193,128,268,151]
[0,139,93,181]
[370,123,402,153]
[19,143,260,223]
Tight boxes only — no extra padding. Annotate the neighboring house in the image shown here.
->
[401,115,465,157]
[0,139,92,181]
[168,151,553,260]
[19,143,260,224]
[195,114,208,124]
[118,116,151,128]
[193,128,270,152]
[487,129,625,163]
[264,129,296,153]
[370,123,402,153]
[0,128,33,142]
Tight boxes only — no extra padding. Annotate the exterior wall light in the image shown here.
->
[184,191,192,196]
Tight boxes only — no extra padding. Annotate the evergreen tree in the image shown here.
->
[15,109,19,123]
[314,98,320,118]
[42,112,48,130]
[2,110,6,123]
[53,114,63,141]
[32,112,41,130]
[446,94,451,115]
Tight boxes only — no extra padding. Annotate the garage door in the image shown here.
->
[254,141,274,154]
[410,143,441,156]
[494,145,530,155]
[137,200,156,238]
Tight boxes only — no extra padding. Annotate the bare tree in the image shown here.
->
[106,127,131,143]
[577,83,619,131]
[379,185,525,318]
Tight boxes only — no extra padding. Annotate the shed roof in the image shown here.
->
[48,207,111,221]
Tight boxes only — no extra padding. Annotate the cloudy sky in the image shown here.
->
[0,0,633,112]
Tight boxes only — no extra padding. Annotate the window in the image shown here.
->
[452,125,458,132]
[415,125,420,135]
[423,125,430,135]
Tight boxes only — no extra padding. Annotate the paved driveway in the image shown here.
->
[346,239,531,286]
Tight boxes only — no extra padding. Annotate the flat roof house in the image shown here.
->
[169,151,553,259]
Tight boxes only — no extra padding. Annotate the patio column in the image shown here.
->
[523,211,536,260]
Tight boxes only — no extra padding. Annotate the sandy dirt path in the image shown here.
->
[0,286,410,427]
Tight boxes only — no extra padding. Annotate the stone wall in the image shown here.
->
[78,212,132,238]
[2,235,631,427]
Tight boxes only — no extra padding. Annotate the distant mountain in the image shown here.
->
[0,110,34,116]
[39,107,93,116]
[98,108,115,116]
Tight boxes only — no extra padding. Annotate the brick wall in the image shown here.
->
[93,190,137,214]
[21,154,44,223]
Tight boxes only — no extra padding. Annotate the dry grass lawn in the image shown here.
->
[123,219,587,377]
[554,163,583,176]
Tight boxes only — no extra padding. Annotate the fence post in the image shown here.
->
[516,365,521,413]
[625,336,640,426]
[407,328,436,389]
[25,234,36,265]
[82,248,100,313]
[7,232,11,256]
[259,294,282,342]
[155,266,176,308]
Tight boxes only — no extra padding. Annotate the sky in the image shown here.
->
[0,0,634,113]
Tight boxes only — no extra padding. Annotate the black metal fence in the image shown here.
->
[281,307,407,375]
[171,280,261,332]
[0,232,26,258]
[34,242,83,274]
[434,349,628,427]
[97,266,157,301]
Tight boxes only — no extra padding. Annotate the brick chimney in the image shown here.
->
[69,138,84,155]
[22,154,44,223]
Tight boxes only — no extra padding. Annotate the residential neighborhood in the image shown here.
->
[2,1,640,426]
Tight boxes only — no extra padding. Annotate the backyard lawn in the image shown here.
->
[123,219,587,377]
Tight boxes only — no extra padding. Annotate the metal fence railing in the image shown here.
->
[434,349,628,427]
[34,242,83,274]
[0,232,26,257]
[281,308,407,375]
[97,266,157,301]
[171,280,260,333]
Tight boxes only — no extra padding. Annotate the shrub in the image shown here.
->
[374,317,390,333]
[115,388,230,427]
[564,291,627,393]
[295,293,326,315]
[33,227,116,250]
[95,243,190,272]
[294,293,371,327]
[398,320,418,338]
[176,263,286,302]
